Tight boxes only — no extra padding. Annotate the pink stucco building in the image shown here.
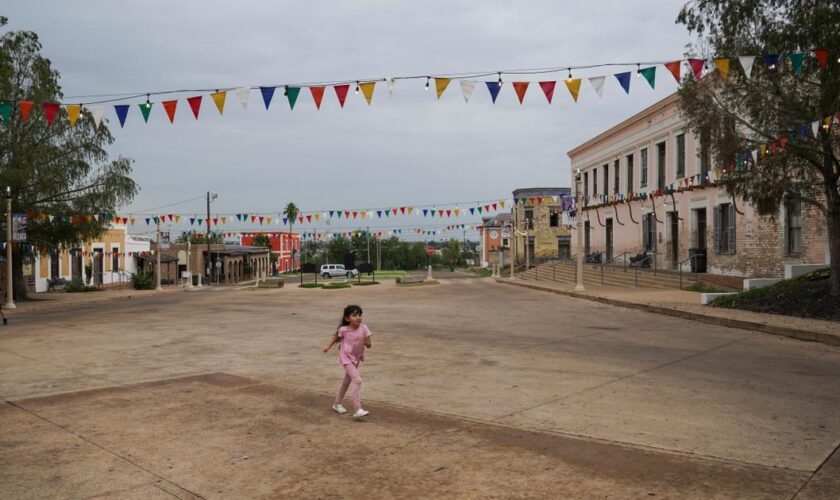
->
[568,93,829,278]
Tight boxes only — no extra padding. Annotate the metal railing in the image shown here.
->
[631,252,660,287]
[599,251,630,284]
[678,254,702,289]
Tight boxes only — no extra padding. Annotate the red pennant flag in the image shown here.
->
[43,103,60,125]
[512,82,529,104]
[537,196,543,204]
[529,197,535,204]
[19,101,33,121]
[259,216,264,224]
[814,49,829,70]
[187,96,202,119]
[250,215,256,223]
[213,217,219,225]
[492,203,497,210]
[539,81,556,104]
[310,86,325,109]
[168,214,174,222]
[162,100,178,123]
[400,207,406,214]
[664,61,681,83]
[687,58,705,79]
[306,214,312,223]
[352,211,358,219]
[446,209,452,217]
[298,216,304,224]
[484,204,490,211]
[344,211,350,218]
[438,210,444,217]
[334,84,350,108]
[122,217,128,224]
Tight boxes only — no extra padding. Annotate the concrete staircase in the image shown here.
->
[518,260,694,290]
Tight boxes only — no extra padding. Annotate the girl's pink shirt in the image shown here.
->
[337,324,371,366]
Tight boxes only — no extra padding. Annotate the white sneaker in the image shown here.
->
[332,404,348,414]
[353,409,369,418]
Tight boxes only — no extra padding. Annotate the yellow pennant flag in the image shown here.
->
[434,78,450,99]
[314,212,320,221]
[407,207,414,215]
[65,105,81,127]
[360,82,376,105]
[175,215,181,223]
[130,217,136,225]
[565,79,582,102]
[714,58,730,80]
[453,207,460,217]
[499,200,506,209]
[221,216,227,225]
[211,91,227,115]
[266,217,272,225]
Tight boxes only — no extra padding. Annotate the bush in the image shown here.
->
[354,281,380,286]
[132,270,156,290]
[323,282,350,289]
[300,283,324,289]
[65,277,97,293]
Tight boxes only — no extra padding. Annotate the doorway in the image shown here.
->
[556,236,570,260]
[669,212,679,268]
[93,249,104,285]
[584,221,591,257]
[695,208,707,249]
[605,219,614,262]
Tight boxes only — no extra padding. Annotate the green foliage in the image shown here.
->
[353,281,380,286]
[322,282,350,289]
[131,270,156,290]
[176,231,224,244]
[299,282,324,289]
[65,277,96,293]
[442,238,461,271]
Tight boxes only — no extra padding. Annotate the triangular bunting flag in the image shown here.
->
[211,91,227,115]
[539,81,556,104]
[664,61,681,83]
[460,80,476,103]
[114,104,129,128]
[512,82,529,104]
[434,78,450,99]
[485,82,501,103]
[738,56,755,79]
[187,96,202,119]
[43,103,60,125]
[565,79,582,102]
[260,87,276,110]
[788,53,804,74]
[65,104,81,126]
[0,102,12,122]
[162,100,177,123]
[309,86,325,109]
[687,58,705,79]
[236,87,250,108]
[714,58,730,79]
[814,49,828,70]
[285,86,301,110]
[762,54,780,75]
[334,84,350,108]
[639,67,656,88]
[19,100,33,121]
[139,103,153,123]
[588,76,605,98]
[359,82,375,105]
[614,72,631,94]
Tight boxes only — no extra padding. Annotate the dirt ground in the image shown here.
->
[1,278,839,498]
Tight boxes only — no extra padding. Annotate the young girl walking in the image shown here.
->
[323,304,372,418]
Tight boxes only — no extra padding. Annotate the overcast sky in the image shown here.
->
[4,1,692,240]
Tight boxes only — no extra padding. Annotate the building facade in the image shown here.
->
[478,213,511,268]
[239,232,300,273]
[567,93,829,277]
[511,187,573,265]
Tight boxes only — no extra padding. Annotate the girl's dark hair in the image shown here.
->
[338,304,363,328]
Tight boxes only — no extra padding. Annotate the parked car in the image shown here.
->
[320,264,358,278]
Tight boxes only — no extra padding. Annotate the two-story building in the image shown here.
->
[567,92,828,278]
[511,187,573,265]
[478,213,511,268]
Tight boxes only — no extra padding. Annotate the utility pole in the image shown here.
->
[5,187,16,309]
[206,191,211,285]
[575,169,586,291]
[155,219,162,290]
[186,239,193,288]
[366,227,371,264]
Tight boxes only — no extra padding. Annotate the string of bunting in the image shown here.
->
[2,50,838,128]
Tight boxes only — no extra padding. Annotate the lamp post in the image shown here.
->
[155,219,162,290]
[5,187,16,309]
[575,169,586,291]
[206,192,217,284]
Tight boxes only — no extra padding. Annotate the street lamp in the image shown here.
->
[5,186,16,309]
[574,168,586,291]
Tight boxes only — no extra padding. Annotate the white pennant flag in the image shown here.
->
[812,120,820,137]
[89,106,105,128]
[460,80,477,103]
[48,215,54,222]
[588,76,606,98]
[387,78,396,97]
[751,149,758,164]
[236,87,250,108]
[738,56,756,79]
[93,214,100,222]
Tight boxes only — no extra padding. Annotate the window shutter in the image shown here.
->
[642,215,649,251]
[728,203,736,254]
[713,206,721,254]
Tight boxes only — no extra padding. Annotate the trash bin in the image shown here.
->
[689,248,707,273]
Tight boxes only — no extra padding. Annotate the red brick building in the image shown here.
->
[240,232,300,273]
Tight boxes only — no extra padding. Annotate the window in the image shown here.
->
[642,213,656,252]
[549,209,559,227]
[786,200,802,255]
[626,154,634,193]
[524,208,533,229]
[640,148,648,187]
[613,159,620,194]
[50,250,60,278]
[603,164,609,197]
[592,169,598,197]
[714,203,736,254]
[657,142,666,189]
[583,171,589,200]
[112,247,119,272]
[502,238,509,248]
[699,127,711,185]
[676,133,685,178]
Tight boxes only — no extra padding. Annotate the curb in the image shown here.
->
[4,287,191,315]
[496,278,840,347]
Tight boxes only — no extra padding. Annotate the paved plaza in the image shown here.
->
[1,278,839,498]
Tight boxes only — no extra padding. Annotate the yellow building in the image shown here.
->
[511,187,573,265]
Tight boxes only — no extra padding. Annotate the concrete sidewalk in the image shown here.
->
[2,286,194,315]
[497,277,840,346]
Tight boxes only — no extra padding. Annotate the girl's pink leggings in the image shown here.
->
[335,363,362,411]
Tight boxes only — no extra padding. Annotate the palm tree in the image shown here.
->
[283,202,299,272]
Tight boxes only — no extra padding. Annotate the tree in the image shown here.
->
[282,202,298,272]
[442,238,461,271]
[0,18,138,299]
[249,233,277,270]
[176,231,223,244]
[676,1,840,294]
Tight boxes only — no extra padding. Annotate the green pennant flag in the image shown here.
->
[286,87,301,110]
[0,102,12,122]
[385,209,391,217]
[639,67,656,89]
[138,103,153,123]
[788,53,804,74]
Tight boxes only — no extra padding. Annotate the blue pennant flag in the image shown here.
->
[377,210,382,218]
[614,72,631,94]
[423,209,428,217]
[485,82,501,103]
[329,210,335,218]
[260,87,276,110]
[236,214,242,221]
[282,217,288,225]
[190,218,195,225]
[145,218,150,225]
[469,207,475,215]
[114,105,129,128]
[762,54,780,75]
